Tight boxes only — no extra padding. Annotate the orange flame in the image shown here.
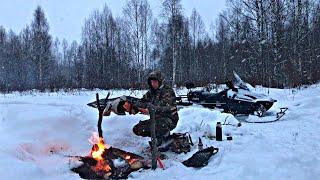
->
[87,133,113,173]
[90,137,106,160]
[87,133,141,173]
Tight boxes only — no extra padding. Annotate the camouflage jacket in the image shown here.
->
[141,84,178,123]
[133,71,179,125]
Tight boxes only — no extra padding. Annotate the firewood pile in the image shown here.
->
[71,146,150,179]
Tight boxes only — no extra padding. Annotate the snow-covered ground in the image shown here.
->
[0,85,319,180]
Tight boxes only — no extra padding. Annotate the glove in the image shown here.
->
[129,104,139,114]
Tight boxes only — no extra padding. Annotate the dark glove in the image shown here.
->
[129,104,139,114]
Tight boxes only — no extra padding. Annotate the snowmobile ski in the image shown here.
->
[242,107,288,124]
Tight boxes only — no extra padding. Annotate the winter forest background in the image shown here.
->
[0,0,319,92]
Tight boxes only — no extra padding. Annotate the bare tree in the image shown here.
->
[30,6,53,90]
[189,8,205,79]
[162,0,183,87]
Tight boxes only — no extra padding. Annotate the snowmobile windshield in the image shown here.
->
[232,71,254,91]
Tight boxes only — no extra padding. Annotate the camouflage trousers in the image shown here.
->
[133,117,176,138]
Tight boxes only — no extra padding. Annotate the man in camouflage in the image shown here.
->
[102,71,179,146]
[131,71,179,144]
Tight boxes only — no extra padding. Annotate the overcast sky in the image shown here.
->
[0,0,226,42]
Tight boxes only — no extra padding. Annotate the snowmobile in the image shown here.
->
[176,72,277,117]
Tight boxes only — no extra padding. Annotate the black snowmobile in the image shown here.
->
[176,72,277,117]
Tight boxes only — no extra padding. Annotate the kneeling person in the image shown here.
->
[132,71,179,147]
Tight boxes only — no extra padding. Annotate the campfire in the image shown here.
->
[71,134,149,179]
[71,93,151,179]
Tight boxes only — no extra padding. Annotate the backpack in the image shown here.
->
[170,133,193,154]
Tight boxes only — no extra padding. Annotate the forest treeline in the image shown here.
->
[0,0,319,92]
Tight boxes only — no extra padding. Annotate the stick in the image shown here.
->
[96,93,110,138]
[96,93,103,138]
[149,107,158,170]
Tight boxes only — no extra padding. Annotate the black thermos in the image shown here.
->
[216,122,222,141]
[198,137,203,150]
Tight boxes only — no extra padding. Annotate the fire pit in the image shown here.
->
[71,93,150,179]
[71,137,150,179]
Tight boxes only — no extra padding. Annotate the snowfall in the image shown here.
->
[0,84,319,180]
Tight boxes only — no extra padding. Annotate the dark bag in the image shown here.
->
[182,146,219,168]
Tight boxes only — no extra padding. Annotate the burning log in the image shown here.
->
[108,147,147,170]
[71,156,113,179]
[71,136,149,179]
[71,146,150,179]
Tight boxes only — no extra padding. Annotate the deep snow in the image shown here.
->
[0,85,319,180]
